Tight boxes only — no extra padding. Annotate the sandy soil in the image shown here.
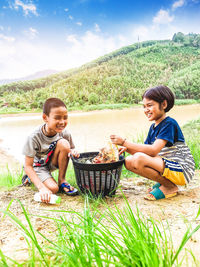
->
[0,148,200,265]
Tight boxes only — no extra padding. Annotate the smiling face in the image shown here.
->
[43,106,68,136]
[143,97,167,125]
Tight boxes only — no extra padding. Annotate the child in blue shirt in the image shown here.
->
[110,85,195,200]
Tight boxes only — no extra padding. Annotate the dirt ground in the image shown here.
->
[0,148,200,266]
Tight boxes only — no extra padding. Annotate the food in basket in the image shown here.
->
[92,141,119,164]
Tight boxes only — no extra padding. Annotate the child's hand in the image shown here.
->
[69,149,80,158]
[39,187,52,203]
[118,146,127,155]
[110,135,125,146]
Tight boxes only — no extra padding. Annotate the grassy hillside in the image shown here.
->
[0,38,200,113]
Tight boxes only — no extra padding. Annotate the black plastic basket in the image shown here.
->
[71,152,125,197]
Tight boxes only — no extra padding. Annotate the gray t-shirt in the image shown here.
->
[22,124,75,167]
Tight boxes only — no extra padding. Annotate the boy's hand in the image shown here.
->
[69,149,80,158]
[118,146,127,155]
[39,187,52,203]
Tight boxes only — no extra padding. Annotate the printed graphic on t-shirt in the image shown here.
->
[34,141,57,167]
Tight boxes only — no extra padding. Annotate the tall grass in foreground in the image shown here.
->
[1,198,200,266]
[0,169,23,189]
[183,118,200,169]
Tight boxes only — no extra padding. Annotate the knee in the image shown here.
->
[49,184,59,194]
[125,152,145,170]
[57,139,70,153]
[125,155,135,171]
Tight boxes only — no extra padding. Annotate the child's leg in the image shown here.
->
[50,139,74,192]
[34,166,59,194]
[43,177,59,194]
[125,152,178,197]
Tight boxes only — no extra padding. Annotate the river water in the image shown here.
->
[0,104,200,163]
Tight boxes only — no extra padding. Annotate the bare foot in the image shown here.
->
[63,184,74,193]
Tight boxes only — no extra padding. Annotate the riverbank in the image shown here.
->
[0,146,21,171]
[0,99,200,116]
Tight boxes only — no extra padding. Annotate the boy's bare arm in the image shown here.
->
[24,156,48,191]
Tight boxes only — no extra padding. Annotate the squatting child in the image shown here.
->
[110,85,195,200]
[22,97,78,203]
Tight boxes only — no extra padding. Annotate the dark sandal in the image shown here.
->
[59,182,78,196]
[22,175,31,186]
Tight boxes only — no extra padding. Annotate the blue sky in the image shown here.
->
[0,0,200,79]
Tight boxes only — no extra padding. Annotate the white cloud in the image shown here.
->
[69,15,73,20]
[24,27,38,39]
[94,23,101,32]
[131,26,149,40]
[0,33,15,42]
[64,8,69,12]
[76,22,82,26]
[172,0,185,10]
[0,26,4,31]
[1,0,200,80]
[12,0,38,16]
[0,29,128,79]
[64,31,126,67]
[0,39,66,79]
[153,9,174,24]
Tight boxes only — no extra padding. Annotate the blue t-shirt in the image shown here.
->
[144,116,185,147]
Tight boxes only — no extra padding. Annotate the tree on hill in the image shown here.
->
[172,32,200,47]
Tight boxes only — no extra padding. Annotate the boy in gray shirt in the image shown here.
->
[22,98,78,203]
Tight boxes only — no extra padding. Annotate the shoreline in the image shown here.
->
[1,103,200,118]
[0,146,21,171]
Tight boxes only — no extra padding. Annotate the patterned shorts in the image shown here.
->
[159,142,195,185]
[162,158,186,185]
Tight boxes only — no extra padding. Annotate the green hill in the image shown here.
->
[0,33,200,113]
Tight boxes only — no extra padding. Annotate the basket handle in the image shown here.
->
[69,153,75,161]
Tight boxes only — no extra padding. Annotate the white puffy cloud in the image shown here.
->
[0,39,66,79]
[131,26,149,40]
[0,29,128,79]
[12,0,38,16]
[1,0,200,80]
[172,0,185,10]
[153,9,174,24]
[64,8,69,12]
[76,22,82,26]
[24,27,38,39]
[0,33,15,42]
[94,23,101,32]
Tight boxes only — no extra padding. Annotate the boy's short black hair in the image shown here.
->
[43,98,67,116]
[142,85,175,112]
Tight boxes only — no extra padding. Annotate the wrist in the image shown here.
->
[121,138,126,146]
[38,183,46,190]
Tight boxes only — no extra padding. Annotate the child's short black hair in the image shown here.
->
[43,98,67,116]
[142,85,174,112]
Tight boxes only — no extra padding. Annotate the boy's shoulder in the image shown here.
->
[27,124,43,139]
[59,127,72,137]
